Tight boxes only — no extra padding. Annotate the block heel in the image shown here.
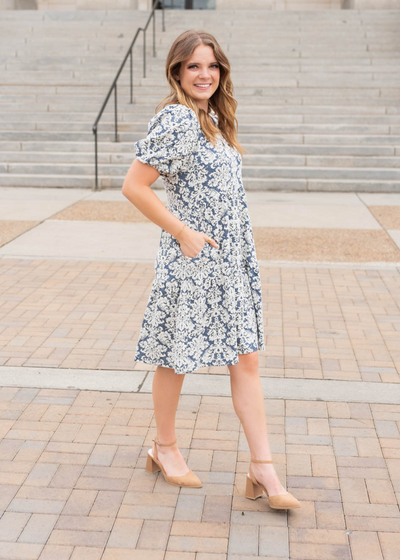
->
[146,451,161,473]
[245,457,301,510]
[145,436,202,488]
[245,473,264,500]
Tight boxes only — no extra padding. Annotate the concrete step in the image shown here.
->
[2,125,400,142]
[0,173,95,188]
[2,141,395,157]
[4,54,400,64]
[3,162,400,181]
[0,9,396,20]
[2,151,397,168]
[1,100,399,113]
[0,173,399,194]
[3,36,395,47]
[0,104,398,119]
[1,130,400,145]
[3,113,400,125]
[0,102,394,115]
[245,155,400,167]
[3,118,400,134]
[242,166,400,180]
[4,63,400,75]
[242,178,400,192]
[3,74,400,90]
[0,151,113,164]
[2,91,400,105]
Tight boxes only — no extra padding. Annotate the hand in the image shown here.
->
[176,227,219,259]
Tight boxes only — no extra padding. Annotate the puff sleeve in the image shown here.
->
[134,104,200,177]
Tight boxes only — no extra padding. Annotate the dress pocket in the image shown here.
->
[171,234,210,261]
[182,241,210,261]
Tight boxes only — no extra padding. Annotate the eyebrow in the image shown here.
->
[187,61,219,65]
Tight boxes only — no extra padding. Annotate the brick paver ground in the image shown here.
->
[0,387,399,560]
[0,258,399,383]
[1,190,400,557]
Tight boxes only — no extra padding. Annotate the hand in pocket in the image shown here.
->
[177,227,219,259]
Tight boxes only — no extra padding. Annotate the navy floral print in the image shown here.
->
[133,103,265,374]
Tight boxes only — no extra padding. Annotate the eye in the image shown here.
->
[187,64,219,69]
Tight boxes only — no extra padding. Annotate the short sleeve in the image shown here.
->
[134,104,200,177]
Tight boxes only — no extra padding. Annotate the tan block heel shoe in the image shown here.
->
[145,436,202,488]
[245,458,300,510]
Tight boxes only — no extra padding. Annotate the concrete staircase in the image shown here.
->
[0,8,400,191]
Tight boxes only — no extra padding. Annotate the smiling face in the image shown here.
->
[176,44,220,112]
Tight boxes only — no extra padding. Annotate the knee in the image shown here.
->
[229,351,259,378]
[241,350,259,366]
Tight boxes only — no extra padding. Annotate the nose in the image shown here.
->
[198,66,211,80]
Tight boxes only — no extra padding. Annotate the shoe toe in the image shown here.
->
[268,492,300,509]
[181,470,202,487]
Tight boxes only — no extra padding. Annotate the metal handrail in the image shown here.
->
[92,0,165,190]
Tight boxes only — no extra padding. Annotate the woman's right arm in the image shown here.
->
[122,158,186,240]
[122,159,218,257]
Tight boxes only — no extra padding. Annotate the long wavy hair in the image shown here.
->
[155,29,245,155]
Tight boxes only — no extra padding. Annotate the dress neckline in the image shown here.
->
[208,110,218,125]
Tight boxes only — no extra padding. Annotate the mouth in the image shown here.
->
[194,83,212,90]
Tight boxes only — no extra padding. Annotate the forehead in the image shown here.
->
[186,44,217,63]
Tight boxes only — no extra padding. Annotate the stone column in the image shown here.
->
[35,0,140,8]
[0,0,37,7]
[138,0,153,9]
[349,0,400,6]
[215,0,282,8]
[216,0,342,8]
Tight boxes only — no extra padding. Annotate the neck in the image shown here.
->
[195,100,209,113]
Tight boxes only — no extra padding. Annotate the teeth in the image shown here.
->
[195,84,211,88]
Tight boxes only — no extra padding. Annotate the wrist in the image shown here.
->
[174,222,188,241]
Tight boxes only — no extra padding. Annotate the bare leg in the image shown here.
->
[228,351,287,496]
[151,365,191,476]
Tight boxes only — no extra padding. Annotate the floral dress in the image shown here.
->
[133,103,265,374]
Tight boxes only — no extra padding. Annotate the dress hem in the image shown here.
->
[134,345,263,375]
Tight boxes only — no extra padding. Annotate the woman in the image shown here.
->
[122,30,300,510]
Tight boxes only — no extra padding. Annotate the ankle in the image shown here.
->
[251,463,280,480]
[156,442,179,453]
[251,461,274,471]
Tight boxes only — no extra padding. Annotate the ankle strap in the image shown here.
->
[251,458,273,463]
[152,437,177,447]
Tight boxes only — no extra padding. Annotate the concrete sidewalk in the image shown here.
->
[1,187,400,264]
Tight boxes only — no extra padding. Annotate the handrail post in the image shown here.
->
[114,83,118,142]
[153,11,156,57]
[129,48,133,104]
[94,126,98,191]
[162,0,165,31]
[143,29,146,78]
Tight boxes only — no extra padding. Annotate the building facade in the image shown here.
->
[1,0,400,9]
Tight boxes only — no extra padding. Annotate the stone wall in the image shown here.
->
[215,0,341,8]
[35,0,141,8]
[343,0,400,6]
[0,0,148,8]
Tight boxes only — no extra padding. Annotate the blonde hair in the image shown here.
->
[155,29,246,155]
